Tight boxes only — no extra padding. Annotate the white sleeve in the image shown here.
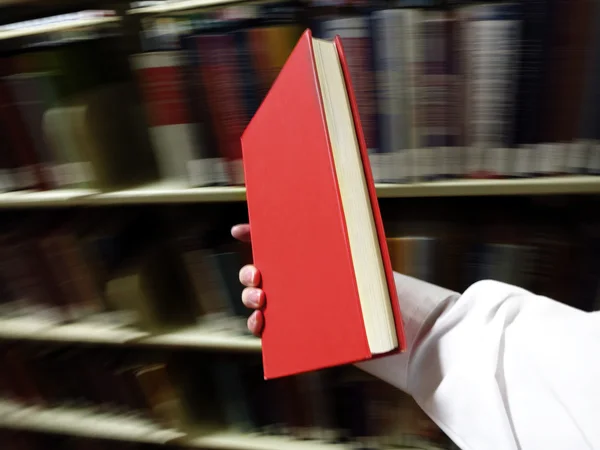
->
[357,272,600,450]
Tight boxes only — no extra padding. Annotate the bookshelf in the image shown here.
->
[0,176,598,209]
[127,0,255,15]
[0,400,355,449]
[1,1,599,449]
[0,14,120,40]
[0,316,262,351]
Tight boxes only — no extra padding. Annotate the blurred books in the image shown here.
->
[2,0,600,193]
[0,343,453,449]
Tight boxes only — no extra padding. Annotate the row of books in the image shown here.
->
[0,201,597,333]
[3,0,600,192]
[382,202,600,310]
[0,202,600,335]
[0,344,453,449]
[0,211,251,331]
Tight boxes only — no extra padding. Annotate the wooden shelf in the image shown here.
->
[375,176,600,198]
[0,400,353,449]
[0,399,185,444]
[0,188,99,208]
[127,0,257,15]
[0,317,262,352]
[0,177,598,208]
[0,14,120,40]
[91,180,247,204]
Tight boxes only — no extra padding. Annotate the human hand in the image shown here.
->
[231,224,264,337]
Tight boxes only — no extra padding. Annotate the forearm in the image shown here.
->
[357,273,600,449]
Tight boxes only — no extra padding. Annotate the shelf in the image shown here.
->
[0,188,98,208]
[0,400,353,449]
[183,431,354,450]
[375,176,600,198]
[90,180,246,204]
[127,0,255,15]
[0,317,262,352]
[0,400,185,444]
[0,176,599,208]
[0,13,120,40]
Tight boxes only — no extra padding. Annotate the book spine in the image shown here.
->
[247,24,304,103]
[0,79,45,190]
[234,29,262,119]
[403,11,422,180]
[462,3,522,178]
[130,51,201,183]
[513,0,550,149]
[181,36,230,187]
[320,16,379,155]
[195,33,248,185]
[0,123,18,192]
[3,75,58,189]
[417,13,452,180]
[575,0,600,174]
[371,10,408,183]
[446,13,464,178]
[537,0,594,175]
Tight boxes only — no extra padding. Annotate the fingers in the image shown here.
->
[242,287,264,309]
[231,224,251,243]
[247,310,264,337]
[239,264,261,287]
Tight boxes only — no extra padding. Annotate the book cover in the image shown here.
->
[241,30,404,379]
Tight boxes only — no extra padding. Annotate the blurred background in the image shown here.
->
[1,0,600,449]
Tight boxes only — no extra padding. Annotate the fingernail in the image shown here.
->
[240,266,252,285]
[248,288,262,308]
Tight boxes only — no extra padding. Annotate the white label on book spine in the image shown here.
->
[53,162,94,187]
[492,148,512,176]
[466,146,482,175]
[15,165,35,189]
[567,141,591,173]
[382,152,395,182]
[212,158,230,185]
[187,158,228,187]
[0,169,14,192]
[413,148,423,180]
[421,147,435,179]
[369,153,382,182]
[397,150,410,182]
[230,159,245,185]
[538,144,553,174]
[589,143,600,173]
[552,143,567,173]
[514,145,531,176]
[447,147,464,177]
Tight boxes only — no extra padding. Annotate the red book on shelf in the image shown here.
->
[242,29,405,379]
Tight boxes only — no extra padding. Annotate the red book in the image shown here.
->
[242,29,406,379]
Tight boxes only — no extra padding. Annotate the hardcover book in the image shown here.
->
[242,29,405,379]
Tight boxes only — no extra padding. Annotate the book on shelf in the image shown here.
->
[4,3,600,188]
[460,3,522,178]
[242,29,405,379]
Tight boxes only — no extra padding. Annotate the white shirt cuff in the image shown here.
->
[355,272,459,394]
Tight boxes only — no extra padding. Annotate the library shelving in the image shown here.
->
[0,316,262,351]
[0,176,598,209]
[127,0,254,15]
[0,13,120,40]
[0,399,357,449]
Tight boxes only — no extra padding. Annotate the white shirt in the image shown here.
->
[358,272,600,450]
